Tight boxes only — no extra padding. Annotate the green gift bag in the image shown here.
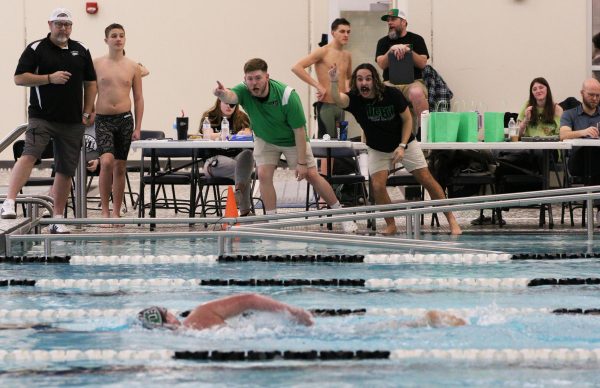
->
[428,112,436,142]
[483,112,505,142]
[458,112,478,142]
[430,112,460,142]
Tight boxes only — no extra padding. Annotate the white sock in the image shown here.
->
[3,199,15,206]
[330,202,342,209]
[53,213,64,219]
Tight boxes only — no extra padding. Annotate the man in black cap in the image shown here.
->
[375,8,429,134]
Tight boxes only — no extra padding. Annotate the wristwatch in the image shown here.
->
[83,113,91,119]
[398,143,407,149]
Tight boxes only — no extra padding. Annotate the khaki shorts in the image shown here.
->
[23,118,85,177]
[368,141,428,175]
[253,136,317,168]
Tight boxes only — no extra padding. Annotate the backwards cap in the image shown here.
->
[381,9,406,21]
[49,8,73,22]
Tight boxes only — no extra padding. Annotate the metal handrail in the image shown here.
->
[0,194,54,215]
[30,190,594,232]
[6,228,501,257]
[5,186,600,256]
[30,185,600,226]
[0,123,27,154]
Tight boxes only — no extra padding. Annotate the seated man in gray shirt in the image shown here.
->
[559,78,600,185]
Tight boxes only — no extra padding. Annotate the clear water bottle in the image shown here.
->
[420,110,429,143]
[221,117,230,141]
[508,117,517,141]
[202,117,212,140]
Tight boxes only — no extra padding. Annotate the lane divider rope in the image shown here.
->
[0,254,510,265]
[0,307,565,321]
[3,277,600,289]
[2,253,598,265]
[1,348,600,364]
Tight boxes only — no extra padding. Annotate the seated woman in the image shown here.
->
[495,77,563,191]
[200,99,254,216]
[517,77,563,138]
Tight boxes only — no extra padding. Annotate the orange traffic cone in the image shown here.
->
[222,186,239,230]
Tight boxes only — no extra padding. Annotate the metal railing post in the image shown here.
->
[587,195,594,242]
[218,236,224,256]
[405,205,412,238]
[413,213,421,239]
[75,144,87,226]
[44,237,51,257]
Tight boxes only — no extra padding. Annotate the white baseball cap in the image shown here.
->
[48,8,73,23]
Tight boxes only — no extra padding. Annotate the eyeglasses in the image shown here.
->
[53,21,72,29]
[584,91,600,99]
[227,103,237,108]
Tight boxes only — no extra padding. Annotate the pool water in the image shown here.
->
[2,233,600,386]
[11,233,600,257]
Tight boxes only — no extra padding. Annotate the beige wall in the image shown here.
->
[432,0,590,112]
[1,0,310,159]
[0,1,26,159]
[0,0,592,160]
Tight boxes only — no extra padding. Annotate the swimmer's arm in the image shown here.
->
[184,293,313,330]
[0,323,65,331]
[0,323,40,330]
[407,311,467,328]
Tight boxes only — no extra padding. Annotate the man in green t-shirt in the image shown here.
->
[214,58,357,233]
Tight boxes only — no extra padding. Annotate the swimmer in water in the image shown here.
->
[0,302,465,332]
[138,293,466,331]
[137,293,314,330]
[404,310,467,328]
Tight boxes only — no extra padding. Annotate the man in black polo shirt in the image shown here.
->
[375,8,429,134]
[1,8,97,234]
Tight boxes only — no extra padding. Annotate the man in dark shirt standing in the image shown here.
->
[329,63,461,235]
[375,8,429,134]
[0,8,97,234]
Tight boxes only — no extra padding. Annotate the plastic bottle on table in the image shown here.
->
[420,110,429,143]
[202,117,212,140]
[508,117,517,141]
[221,117,230,141]
[339,121,348,140]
